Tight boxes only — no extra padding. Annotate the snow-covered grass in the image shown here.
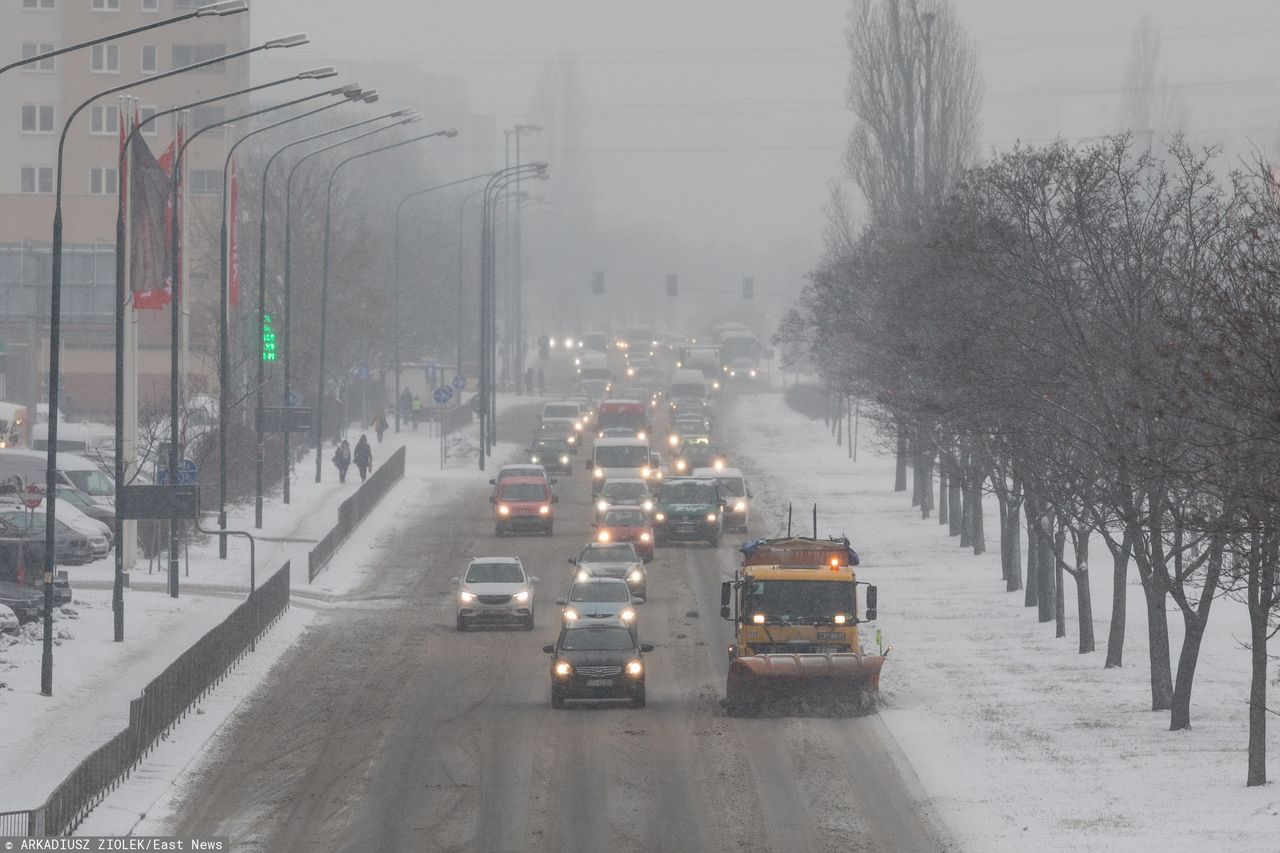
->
[0,394,538,819]
[727,390,1280,853]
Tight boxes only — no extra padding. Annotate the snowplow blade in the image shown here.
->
[724,653,885,717]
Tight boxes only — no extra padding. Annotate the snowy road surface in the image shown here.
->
[157,399,948,853]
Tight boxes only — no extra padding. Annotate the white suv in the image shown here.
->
[453,557,538,631]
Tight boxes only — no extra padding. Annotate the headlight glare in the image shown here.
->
[834,613,847,624]
[620,608,635,623]
[626,660,643,676]
[563,608,579,620]
[577,570,590,582]
[753,613,765,624]
[539,504,550,515]
[706,512,718,523]
[627,570,643,583]
[593,468,604,478]
[513,590,530,602]
[654,512,665,521]
[598,530,611,542]
[597,500,608,512]
[734,501,746,512]
[554,661,572,676]
[498,505,510,515]
[639,532,650,542]
[459,591,477,602]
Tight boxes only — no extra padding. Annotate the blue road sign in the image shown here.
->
[433,386,454,405]
[156,467,169,486]
[178,458,198,485]
[452,375,466,391]
[287,390,299,407]
[357,366,371,381]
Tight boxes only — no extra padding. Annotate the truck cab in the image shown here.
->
[589,437,656,495]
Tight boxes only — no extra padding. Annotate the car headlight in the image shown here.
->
[567,436,576,445]
[577,570,590,582]
[668,434,679,447]
[598,530,611,542]
[574,422,583,431]
[675,460,687,472]
[834,613,847,624]
[729,371,736,377]
[734,501,747,513]
[642,500,653,511]
[706,512,718,523]
[554,661,572,676]
[712,381,720,390]
[597,500,609,512]
[626,660,643,676]
[750,369,757,378]
[713,460,725,470]
[574,358,581,366]
[530,455,540,463]
[753,613,766,624]
[593,468,604,478]
[539,505,551,515]
[641,466,652,478]
[563,608,579,621]
[459,591,477,603]
[627,570,643,583]
[636,431,646,441]
[560,455,569,464]
[654,512,665,522]
[513,590,530,603]
[639,532,650,542]
[620,608,636,623]
[498,505,510,515]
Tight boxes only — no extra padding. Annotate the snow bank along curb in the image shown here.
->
[0,562,293,838]
[307,445,406,582]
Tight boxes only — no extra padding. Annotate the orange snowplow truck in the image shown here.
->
[720,536,886,714]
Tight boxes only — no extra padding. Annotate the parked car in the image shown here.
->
[0,495,110,557]
[544,619,654,709]
[0,541,73,604]
[556,576,636,632]
[453,557,538,631]
[570,541,647,601]
[593,505,655,562]
[0,603,18,634]
[0,511,94,565]
[0,580,45,623]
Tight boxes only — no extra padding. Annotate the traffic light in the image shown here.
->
[262,313,278,361]
[742,277,754,300]
[592,271,605,295]
[665,273,678,297]
[538,335,550,360]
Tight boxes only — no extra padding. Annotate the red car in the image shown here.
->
[592,505,654,561]
[492,476,558,536]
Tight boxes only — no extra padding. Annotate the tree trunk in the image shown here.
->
[894,427,908,492]
[911,448,922,507]
[1247,575,1269,785]
[938,465,949,527]
[1004,489,1023,592]
[1024,497,1039,608]
[1037,512,1055,624]
[1169,618,1207,731]
[1104,531,1132,669]
[1143,579,1174,711]
[1072,527,1095,654]
[1054,526,1067,638]
[993,488,1010,583]
[920,452,934,519]
[948,474,963,537]
[959,481,972,548]
[969,478,985,556]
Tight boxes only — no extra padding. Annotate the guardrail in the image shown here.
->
[307,445,406,582]
[0,561,292,837]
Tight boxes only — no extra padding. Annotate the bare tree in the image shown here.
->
[844,0,983,227]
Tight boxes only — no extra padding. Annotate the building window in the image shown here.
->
[21,105,55,134]
[90,43,120,73]
[20,167,54,195]
[172,43,225,71]
[90,167,119,195]
[90,105,119,135]
[187,169,223,195]
[142,0,159,10]
[140,44,158,74]
[21,43,56,72]
[91,0,121,10]
[138,105,159,136]
[22,0,56,9]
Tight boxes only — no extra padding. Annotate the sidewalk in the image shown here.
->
[0,394,539,809]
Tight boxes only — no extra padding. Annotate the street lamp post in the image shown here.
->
[44,32,308,693]
[0,0,246,76]
[313,127,459,484]
[456,186,488,380]
[278,109,416,496]
[511,125,542,391]
[256,98,398,513]
[392,172,493,433]
[112,66,342,637]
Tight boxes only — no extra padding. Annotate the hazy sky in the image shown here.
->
[253,0,1280,287]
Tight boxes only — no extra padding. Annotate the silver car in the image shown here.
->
[569,542,647,601]
[556,577,637,633]
[453,557,538,631]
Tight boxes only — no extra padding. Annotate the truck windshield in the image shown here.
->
[744,580,856,623]
[595,446,649,467]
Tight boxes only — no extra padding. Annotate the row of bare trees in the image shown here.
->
[781,134,1280,786]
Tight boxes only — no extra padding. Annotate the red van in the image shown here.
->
[595,399,649,440]
[492,476,558,536]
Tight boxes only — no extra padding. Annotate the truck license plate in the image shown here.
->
[816,632,841,640]
[586,678,613,687]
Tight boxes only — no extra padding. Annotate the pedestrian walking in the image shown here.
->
[354,434,373,482]
[399,387,413,420]
[373,409,388,443]
[411,394,422,430]
[524,367,534,395]
[332,439,352,483]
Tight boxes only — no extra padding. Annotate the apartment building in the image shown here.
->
[0,0,250,418]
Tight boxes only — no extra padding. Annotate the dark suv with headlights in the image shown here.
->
[528,437,574,474]
[652,477,724,547]
[544,619,654,709]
